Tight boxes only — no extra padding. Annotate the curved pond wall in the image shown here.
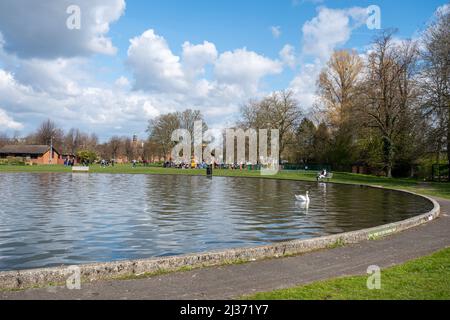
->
[0,185,440,290]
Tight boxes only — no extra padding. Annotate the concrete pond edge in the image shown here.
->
[0,186,441,290]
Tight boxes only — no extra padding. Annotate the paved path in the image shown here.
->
[1,197,449,300]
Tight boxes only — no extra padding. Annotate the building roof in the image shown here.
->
[0,145,59,155]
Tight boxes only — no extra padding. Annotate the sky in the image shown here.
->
[0,0,448,141]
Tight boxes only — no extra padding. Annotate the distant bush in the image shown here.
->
[76,150,97,165]
[417,156,449,180]
[4,157,26,166]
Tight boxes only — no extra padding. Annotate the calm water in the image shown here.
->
[0,173,433,271]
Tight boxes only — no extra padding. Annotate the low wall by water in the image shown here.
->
[0,188,440,290]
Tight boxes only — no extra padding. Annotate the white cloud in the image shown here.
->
[114,76,130,88]
[127,30,282,97]
[302,7,367,62]
[124,30,283,124]
[182,41,218,78]
[0,60,248,139]
[0,0,125,59]
[290,6,368,110]
[142,101,161,118]
[3,57,88,95]
[214,48,283,93]
[0,2,290,140]
[0,67,163,138]
[0,108,23,130]
[279,44,297,69]
[289,61,322,109]
[271,26,282,39]
[127,29,187,92]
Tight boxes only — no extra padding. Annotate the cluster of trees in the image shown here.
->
[310,32,425,177]
[1,11,447,178]
[309,11,449,178]
[145,13,448,178]
[245,12,449,178]
[151,12,448,178]
[0,119,152,163]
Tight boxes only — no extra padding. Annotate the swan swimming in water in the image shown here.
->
[295,191,310,204]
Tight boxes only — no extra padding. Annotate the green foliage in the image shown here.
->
[76,150,97,164]
[0,157,26,166]
[295,118,316,163]
[355,134,384,169]
[148,161,164,167]
[313,122,332,164]
[327,238,346,249]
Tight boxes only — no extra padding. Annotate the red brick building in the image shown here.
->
[0,145,62,165]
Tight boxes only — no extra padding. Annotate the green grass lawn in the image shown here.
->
[1,164,448,199]
[245,247,450,300]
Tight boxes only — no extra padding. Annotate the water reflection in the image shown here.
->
[0,173,433,271]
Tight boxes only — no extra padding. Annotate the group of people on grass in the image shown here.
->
[163,160,210,170]
[99,159,151,168]
[163,160,263,171]
[100,159,115,167]
[63,158,75,166]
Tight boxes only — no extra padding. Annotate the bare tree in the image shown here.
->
[147,110,207,161]
[33,119,64,150]
[143,139,165,162]
[108,136,122,160]
[123,137,134,161]
[86,133,99,151]
[178,109,208,138]
[317,50,364,169]
[240,90,302,161]
[64,128,82,155]
[0,132,10,148]
[147,113,180,161]
[318,50,364,130]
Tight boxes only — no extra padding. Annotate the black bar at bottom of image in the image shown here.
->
[0,300,448,318]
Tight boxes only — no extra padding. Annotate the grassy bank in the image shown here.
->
[1,164,448,199]
[246,247,450,300]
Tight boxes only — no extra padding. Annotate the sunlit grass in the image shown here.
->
[245,247,450,300]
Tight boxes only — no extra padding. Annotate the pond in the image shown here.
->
[0,173,433,271]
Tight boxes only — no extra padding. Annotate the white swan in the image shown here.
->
[295,191,310,204]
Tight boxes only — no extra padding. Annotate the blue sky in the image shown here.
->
[0,0,448,141]
[100,0,445,86]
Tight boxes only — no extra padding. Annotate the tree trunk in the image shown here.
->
[386,165,392,178]
[383,136,394,178]
[436,140,441,164]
